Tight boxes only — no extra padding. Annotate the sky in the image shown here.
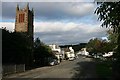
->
[0,1,108,45]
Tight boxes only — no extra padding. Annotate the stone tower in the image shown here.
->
[15,3,34,39]
[15,3,34,67]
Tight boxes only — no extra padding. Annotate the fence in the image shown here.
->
[2,64,25,76]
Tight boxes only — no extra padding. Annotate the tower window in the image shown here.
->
[19,13,25,23]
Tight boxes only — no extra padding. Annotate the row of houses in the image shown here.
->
[77,48,113,59]
[48,44,76,64]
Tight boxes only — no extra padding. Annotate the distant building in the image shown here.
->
[49,44,61,53]
[64,47,75,60]
[49,44,62,61]
[80,48,89,56]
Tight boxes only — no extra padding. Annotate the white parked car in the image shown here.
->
[103,52,113,57]
[69,57,75,61]
[49,60,54,66]
[66,52,75,61]
[48,58,59,66]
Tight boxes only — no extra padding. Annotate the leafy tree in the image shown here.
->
[107,29,118,45]
[101,41,115,53]
[33,38,54,66]
[34,37,44,48]
[95,2,120,77]
[86,38,102,53]
[86,38,115,53]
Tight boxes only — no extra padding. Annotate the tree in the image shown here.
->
[86,38,115,54]
[2,28,33,67]
[33,38,54,67]
[34,37,44,48]
[95,2,120,77]
[86,38,102,53]
[107,29,118,45]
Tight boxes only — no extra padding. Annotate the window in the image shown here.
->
[19,13,25,23]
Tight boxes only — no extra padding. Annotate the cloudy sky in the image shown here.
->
[0,1,108,45]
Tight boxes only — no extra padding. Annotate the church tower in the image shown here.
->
[15,3,34,67]
[15,3,34,39]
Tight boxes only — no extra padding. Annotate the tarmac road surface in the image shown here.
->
[3,55,97,79]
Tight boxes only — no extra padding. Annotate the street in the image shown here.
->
[3,55,97,79]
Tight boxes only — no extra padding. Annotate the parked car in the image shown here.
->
[103,52,113,57]
[66,52,75,61]
[48,58,59,66]
[49,60,54,66]
[69,57,75,61]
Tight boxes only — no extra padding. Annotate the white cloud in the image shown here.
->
[34,22,78,32]
[0,21,107,36]
[0,22,15,32]
[2,2,95,21]
[63,3,95,16]
[34,21,107,44]
[0,21,108,44]
[34,21,106,33]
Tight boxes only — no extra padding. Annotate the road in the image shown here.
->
[3,55,97,79]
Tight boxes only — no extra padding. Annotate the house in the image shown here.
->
[64,47,75,60]
[80,48,89,56]
[49,44,61,53]
[49,44,62,62]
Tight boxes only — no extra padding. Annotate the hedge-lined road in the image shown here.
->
[4,55,97,79]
